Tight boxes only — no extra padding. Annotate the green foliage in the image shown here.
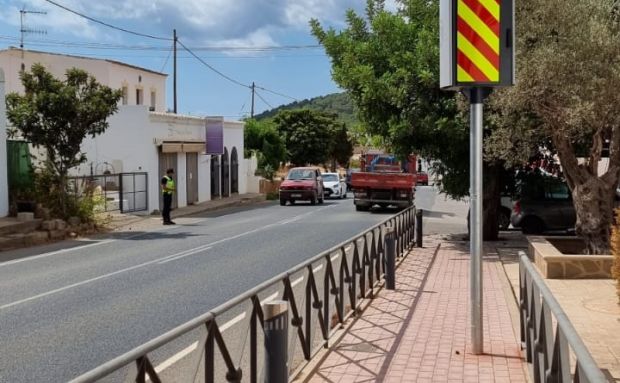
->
[311,0,470,199]
[328,123,355,169]
[6,64,122,219]
[244,119,286,176]
[273,109,341,166]
[255,92,359,128]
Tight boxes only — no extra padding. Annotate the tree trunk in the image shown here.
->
[483,162,501,241]
[572,179,616,254]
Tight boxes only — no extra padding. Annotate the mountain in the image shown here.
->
[254,92,358,127]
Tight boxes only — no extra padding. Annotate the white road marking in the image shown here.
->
[153,342,198,375]
[260,292,279,305]
[220,312,247,332]
[0,240,115,268]
[157,246,212,264]
[0,204,339,309]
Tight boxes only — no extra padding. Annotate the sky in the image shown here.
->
[0,0,397,119]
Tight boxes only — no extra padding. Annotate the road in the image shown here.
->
[0,187,468,382]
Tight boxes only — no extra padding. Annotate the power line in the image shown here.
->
[160,42,174,72]
[177,38,250,89]
[42,0,172,41]
[255,85,298,101]
[255,90,274,109]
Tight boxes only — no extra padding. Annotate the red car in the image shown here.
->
[279,167,325,205]
[416,171,429,186]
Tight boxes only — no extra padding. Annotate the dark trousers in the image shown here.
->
[162,193,172,223]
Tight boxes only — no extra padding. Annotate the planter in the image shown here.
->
[528,236,613,279]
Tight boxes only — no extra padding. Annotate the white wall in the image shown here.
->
[0,48,167,112]
[77,108,245,214]
[0,68,8,217]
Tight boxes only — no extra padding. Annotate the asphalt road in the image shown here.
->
[0,187,468,382]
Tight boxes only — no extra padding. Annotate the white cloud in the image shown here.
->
[3,0,369,46]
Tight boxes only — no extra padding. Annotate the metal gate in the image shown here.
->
[210,155,220,198]
[186,153,198,205]
[231,147,239,194]
[221,147,230,197]
[159,152,178,210]
[68,172,148,213]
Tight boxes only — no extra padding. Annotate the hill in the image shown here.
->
[254,92,358,127]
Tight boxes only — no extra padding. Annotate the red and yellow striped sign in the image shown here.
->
[457,0,500,83]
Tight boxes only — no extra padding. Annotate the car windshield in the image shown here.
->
[287,169,314,180]
[322,174,338,182]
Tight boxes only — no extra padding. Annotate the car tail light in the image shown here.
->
[513,200,521,215]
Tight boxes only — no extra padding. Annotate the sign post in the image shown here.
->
[440,0,514,355]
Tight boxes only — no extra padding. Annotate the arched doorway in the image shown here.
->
[221,147,230,197]
[231,147,239,194]
[211,155,220,198]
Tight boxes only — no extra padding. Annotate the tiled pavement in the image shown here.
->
[304,238,528,382]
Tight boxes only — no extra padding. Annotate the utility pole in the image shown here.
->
[173,29,178,114]
[250,82,256,118]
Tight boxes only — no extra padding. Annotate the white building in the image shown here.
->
[0,48,167,112]
[0,48,255,217]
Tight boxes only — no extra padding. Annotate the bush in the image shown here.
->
[612,208,620,304]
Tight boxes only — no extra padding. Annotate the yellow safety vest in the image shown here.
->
[163,175,175,195]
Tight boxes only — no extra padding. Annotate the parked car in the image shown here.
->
[510,176,576,234]
[322,172,347,199]
[279,167,324,206]
[416,171,429,186]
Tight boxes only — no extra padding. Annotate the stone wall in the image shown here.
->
[528,236,613,279]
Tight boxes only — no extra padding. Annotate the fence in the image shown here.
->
[68,172,148,214]
[519,252,606,383]
[71,207,417,383]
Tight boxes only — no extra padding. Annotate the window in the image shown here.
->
[150,91,156,110]
[122,86,128,105]
[136,88,143,105]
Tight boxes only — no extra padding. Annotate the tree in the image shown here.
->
[273,109,339,166]
[327,122,355,171]
[489,0,620,254]
[312,0,507,239]
[6,64,121,217]
[244,118,286,176]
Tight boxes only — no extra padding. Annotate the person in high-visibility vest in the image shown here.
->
[161,168,176,225]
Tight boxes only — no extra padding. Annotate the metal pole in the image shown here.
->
[251,82,255,118]
[468,87,485,355]
[384,225,395,290]
[415,209,423,248]
[173,29,177,114]
[264,301,288,383]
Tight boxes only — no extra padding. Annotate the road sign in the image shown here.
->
[440,0,514,89]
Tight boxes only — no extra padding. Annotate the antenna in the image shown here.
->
[20,7,47,50]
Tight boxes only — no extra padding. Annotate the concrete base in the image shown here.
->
[528,236,613,279]
[17,212,35,221]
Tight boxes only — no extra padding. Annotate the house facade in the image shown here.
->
[0,48,254,217]
[0,48,167,112]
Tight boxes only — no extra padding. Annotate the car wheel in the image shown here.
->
[279,199,286,206]
[521,217,545,235]
[290,200,295,205]
[498,207,511,230]
[356,205,369,212]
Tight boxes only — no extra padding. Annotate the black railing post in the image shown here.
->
[416,209,423,248]
[264,301,288,383]
[119,174,124,213]
[384,225,396,290]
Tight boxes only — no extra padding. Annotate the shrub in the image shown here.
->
[612,208,620,304]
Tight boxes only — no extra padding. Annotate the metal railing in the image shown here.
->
[519,252,607,383]
[68,172,148,213]
[71,207,418,383]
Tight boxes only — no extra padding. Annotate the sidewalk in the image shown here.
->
[301,237,528,383]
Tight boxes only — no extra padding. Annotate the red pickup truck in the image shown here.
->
[351,154,416,211]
